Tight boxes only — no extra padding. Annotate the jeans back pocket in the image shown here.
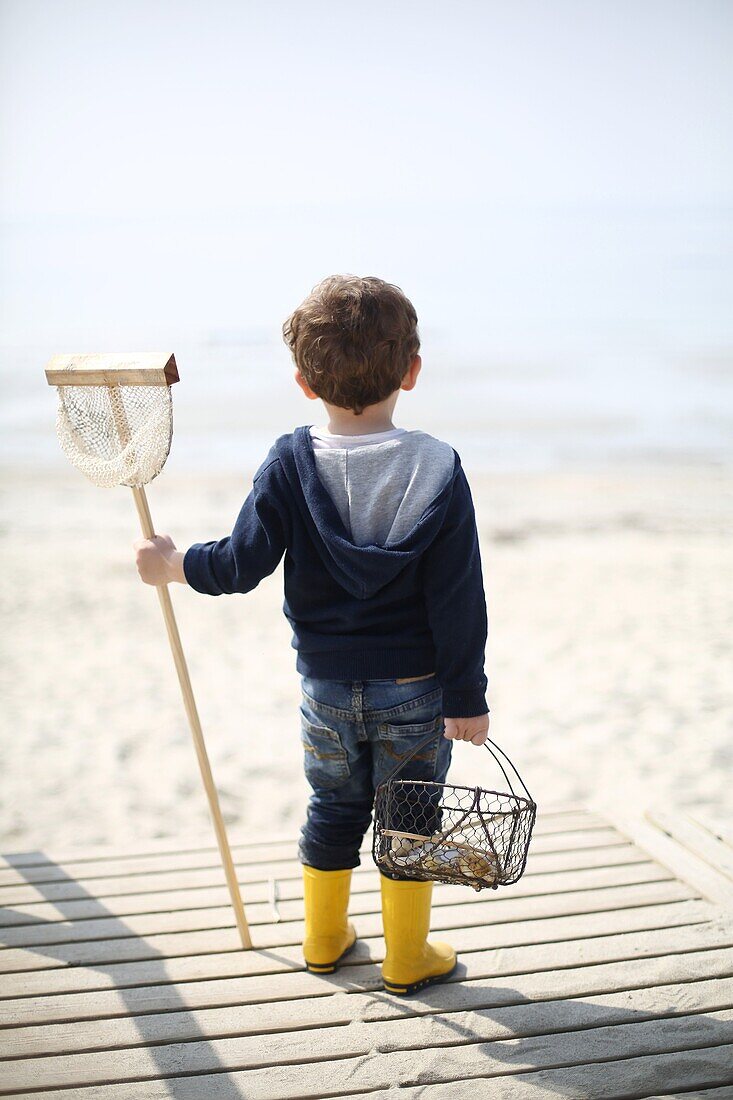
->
[300,712,351,791]
[375,712,446,783]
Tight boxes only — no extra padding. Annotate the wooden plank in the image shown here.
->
[687,807,733,852]
[2,810,727,1100]
[0,850,309,902]
[2,973,732,1093]
[339,1052,733,1100]
[0,831,304,872]
[0,829,644,907]
[0,843,651,928]
[6,914,726,1028]
[0,805,592,872]
[0,831,638,899]
[5,1012,732,1098]
[649,808,733,884]
[0,841,303,887]
[644,1091,733,1099]
[0,812,606,886]
[0,827,620,906]
[0,901,717,1026]
[44,353,179,388]
[2,936,731,1061]
[0,881,697,979]
[602,803,733,907]
[0,862,673,949]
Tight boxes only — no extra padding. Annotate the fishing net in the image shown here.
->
[54,383,173,489]
[373,734,536,891]
[44,353,254,949]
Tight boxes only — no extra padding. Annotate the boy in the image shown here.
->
[135,274,490,995]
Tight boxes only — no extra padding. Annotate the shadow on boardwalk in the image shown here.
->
[0,853,272,1097]
[0,856,730,1097]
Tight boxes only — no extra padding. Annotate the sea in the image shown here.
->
[3,335,731,478]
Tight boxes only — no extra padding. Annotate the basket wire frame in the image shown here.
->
[373,732,536,891]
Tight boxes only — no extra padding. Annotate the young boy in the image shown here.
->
[134,274,490,995]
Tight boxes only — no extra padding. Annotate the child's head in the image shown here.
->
[283,274,420,416]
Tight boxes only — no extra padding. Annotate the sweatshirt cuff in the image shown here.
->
[442,688,489,719]
[183,544,224,596]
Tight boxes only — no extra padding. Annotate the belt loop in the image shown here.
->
[352,681,367,741]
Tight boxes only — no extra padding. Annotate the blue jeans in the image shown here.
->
[298,673,452,873]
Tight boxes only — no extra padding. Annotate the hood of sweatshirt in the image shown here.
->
[274,424,459,600]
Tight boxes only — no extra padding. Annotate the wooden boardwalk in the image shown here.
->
[0,802,732,1098]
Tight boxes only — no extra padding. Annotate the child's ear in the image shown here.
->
[294,369,319,401]
[401,355,422,392]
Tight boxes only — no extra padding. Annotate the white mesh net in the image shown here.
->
[55,383,173,488]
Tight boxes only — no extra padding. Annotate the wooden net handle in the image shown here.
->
[108,384,252,950]
[132,485,252,950]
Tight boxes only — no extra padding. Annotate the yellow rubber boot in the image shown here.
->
[380,876,457,995]
[302,866,357,974]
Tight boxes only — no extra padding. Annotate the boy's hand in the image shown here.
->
[443,713,490,746]
[133,535,187,586]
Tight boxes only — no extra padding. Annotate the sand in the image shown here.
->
[1,462,731,853]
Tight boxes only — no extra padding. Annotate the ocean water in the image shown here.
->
[2,203,732,474]
[3,336,731,477]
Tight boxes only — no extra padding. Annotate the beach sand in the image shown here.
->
[1,462,731,852]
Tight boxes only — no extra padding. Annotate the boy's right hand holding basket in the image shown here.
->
[443,713,490,746]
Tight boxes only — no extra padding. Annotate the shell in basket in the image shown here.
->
[373,733,536,892]
[386,832,500,889]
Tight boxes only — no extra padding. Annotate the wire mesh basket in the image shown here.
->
[373,732,536,891]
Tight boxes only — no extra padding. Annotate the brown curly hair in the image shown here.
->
[282,274,420,416]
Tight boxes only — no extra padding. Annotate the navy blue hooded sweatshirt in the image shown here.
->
[183,424,489,718]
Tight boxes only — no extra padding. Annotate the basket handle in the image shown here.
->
[379,726,535,807]
[482,734,534,805]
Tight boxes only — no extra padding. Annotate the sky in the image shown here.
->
[0,0,731,473]
[1,0,731,355]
